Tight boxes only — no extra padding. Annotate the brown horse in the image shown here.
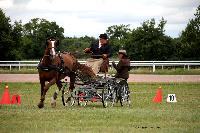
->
[37,37,95,108]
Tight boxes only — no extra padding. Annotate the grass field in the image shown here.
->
[0,82,199,133]
[1,67,200,75]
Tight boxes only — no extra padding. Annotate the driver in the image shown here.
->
[84,33,112,74]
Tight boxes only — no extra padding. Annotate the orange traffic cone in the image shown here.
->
[11,94,21,105]
[0,85,11,104]
[152,86,162,103]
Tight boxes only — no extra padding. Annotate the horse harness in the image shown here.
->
[37,52,77,75]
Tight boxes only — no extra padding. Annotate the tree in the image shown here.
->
[106,24,131,56]
[0,8,13,60]
[22,18,64,59]
[0,9,20,60]
[10,21,23,60]
[59,36,97,59]
[125,18,175,60]
[180,5,200,60]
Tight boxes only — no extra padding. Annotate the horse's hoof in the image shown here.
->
[38,102,44,108]
[51,102,56,108]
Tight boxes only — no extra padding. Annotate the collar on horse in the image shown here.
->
[37,52,63,72]
[37,52,75,74]
[37,64,59,71]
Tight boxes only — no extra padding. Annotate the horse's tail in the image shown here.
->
[76,62,96,78]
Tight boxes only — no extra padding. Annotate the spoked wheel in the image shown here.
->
[119,81,131,107]
[102,85,116,108]
[62,89,75,107]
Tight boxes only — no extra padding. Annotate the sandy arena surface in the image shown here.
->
[0,74,200,83]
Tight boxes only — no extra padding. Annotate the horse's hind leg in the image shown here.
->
[38,78,56,108]
[51,76,65,108]
[51,89,59,108]
[69,72,76,91]
[51,82,62,108]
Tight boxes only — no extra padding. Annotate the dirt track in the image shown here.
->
[0,74,200,83]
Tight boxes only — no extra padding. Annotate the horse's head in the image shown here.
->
[46,37,59,59]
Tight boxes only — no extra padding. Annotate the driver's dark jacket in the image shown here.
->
[90,42,112,59]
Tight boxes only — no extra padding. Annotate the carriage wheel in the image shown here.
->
[62,89,75,107]
[119,81,131,107]
[102,85,116,108]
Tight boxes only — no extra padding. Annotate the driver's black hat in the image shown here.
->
[99,33,108,39]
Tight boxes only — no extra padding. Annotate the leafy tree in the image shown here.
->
[0,9,24,60]
[10,21,23,60]
[22,18,64,59]
[59,36,96,59]
[125,18,175,60]
[172,38,184,60]
[0,8,13,60]
[180,5,200,60]
[106,24,131,56]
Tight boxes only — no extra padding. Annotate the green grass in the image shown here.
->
[1,67,200,75]
[130,67,200,75]
[0,68,37,74]
[0,82,200,133]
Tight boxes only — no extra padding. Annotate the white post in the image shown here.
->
[187,65,190,71]
[153,62,155,72]
[19,62,21,71]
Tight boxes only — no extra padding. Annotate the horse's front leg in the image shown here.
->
[40,79,45,97]
[37,79,45,108]
[38,78,56,108]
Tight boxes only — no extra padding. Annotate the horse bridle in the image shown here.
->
[45,39,57,60]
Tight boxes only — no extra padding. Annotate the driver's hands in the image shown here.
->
[102,54,107,59]
[84,48,90,53]
[112,61,115,66]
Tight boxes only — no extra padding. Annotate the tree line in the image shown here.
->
[0,5,199,61]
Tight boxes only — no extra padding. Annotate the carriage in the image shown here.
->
[61,72,131,108]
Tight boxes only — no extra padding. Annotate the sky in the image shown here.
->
[0,0,199,38]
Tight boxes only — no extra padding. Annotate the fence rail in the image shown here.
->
[0,61,200,72]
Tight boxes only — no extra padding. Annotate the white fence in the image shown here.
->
[0,61,200,72]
